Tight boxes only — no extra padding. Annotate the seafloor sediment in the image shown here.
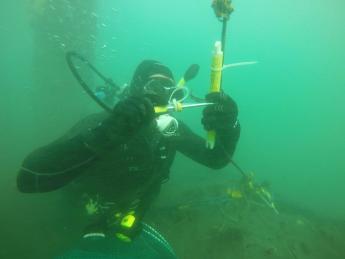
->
[147,184,345,259]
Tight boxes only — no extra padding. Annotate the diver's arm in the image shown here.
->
[16,111,121,193]
[175,120,240,169]
[176,92,240,169]
[16,113,131,193]
[17,135,97,193]
[17,97,155,193]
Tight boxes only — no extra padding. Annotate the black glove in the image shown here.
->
[108,96,155,137]
[202,92,238,132]
[83,96,154,154]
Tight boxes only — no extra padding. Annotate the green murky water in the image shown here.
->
[1,1,344,258]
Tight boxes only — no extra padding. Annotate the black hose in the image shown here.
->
[231,160,247,178]
[221,19,228,61]
[66,51,119,113]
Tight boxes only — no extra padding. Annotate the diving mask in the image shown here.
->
[142,75,186,106]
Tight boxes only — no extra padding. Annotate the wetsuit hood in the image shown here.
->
[129,60,176,105]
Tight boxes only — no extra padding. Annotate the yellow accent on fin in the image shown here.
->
[120,214,136,228]
[115,233,131,242]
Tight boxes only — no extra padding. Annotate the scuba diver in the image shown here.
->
[16,60,240,254]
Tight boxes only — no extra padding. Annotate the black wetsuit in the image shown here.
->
[17,111,240,225]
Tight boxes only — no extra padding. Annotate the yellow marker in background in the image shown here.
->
[206,41,224,149]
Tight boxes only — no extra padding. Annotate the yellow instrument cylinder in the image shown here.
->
[206,41,223,149]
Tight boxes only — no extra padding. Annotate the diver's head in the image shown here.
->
[129,60,176,106]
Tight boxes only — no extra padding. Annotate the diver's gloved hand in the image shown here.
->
[202,92,238,132]
[83,96,154,153]
[108,96,155,137]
